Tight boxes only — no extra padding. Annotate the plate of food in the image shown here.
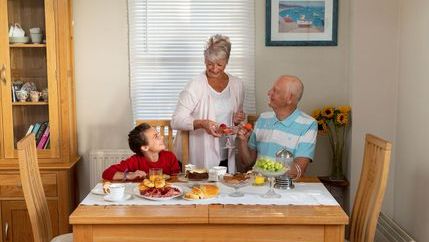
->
[183,184,220,200]
[134,186,182,201]
[134,178,182,200]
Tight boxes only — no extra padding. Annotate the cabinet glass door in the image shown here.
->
[0,0,59,159]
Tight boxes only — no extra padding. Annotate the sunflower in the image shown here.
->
[337,105,351,114]
[312,109,321,120]
[336,113,348,125]
[322,107,335,119]
[317,119,328,134]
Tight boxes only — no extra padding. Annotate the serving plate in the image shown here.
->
[133,186,182,201]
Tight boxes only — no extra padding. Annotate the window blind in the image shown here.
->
[128,0,255,120]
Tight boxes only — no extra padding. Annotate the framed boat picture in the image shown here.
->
[265,0,338,46]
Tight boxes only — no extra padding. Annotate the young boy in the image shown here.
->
[102,123,181,181]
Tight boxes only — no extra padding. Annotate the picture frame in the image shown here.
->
[265,0,338,46]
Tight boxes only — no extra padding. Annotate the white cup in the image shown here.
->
[106,184,125,200]
[31,33,43,44]
[29,27,41,34]
[212,166,227,176]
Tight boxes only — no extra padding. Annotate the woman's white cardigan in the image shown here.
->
[171,72,245,172]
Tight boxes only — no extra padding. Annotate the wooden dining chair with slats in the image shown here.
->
[17,134,72,242]
[247,114,258,127]
[348,134,392,242]
[136,120,189,171]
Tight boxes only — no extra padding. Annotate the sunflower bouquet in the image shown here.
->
[312,105,351,180]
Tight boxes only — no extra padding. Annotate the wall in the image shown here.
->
[73,0,350,198]
[74,0,133,197]
[348,0,399,216]
[394,0,429,240]
[254,0,350,177]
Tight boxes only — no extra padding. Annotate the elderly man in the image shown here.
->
[237,75,317,177]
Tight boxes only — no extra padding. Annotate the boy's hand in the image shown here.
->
[127,170,146,180]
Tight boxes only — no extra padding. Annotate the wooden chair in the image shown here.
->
[247,114,258,127]
[348,134,392,242]
[136,120,189,171]
[17,134,72,242]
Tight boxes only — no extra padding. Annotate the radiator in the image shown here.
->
[375,212,416,242]
[89,149,133,188]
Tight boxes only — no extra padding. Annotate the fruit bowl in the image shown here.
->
[253,158,289,198]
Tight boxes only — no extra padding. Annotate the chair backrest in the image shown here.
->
[17,134,53,242]
[247,114,258,127]
[349,134,392,242]
[135,120,189,170]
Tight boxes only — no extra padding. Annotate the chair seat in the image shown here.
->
[51,233,73,242]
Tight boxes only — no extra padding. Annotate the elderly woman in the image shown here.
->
[171,34,245,172]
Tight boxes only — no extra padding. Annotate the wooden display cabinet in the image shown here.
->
[0,0,79,241]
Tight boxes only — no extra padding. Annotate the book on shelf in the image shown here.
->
[44,137,50,149]
[25,124,34,136]
[35,121,48,144]
[37,126,50,149]
[31,122,41,135]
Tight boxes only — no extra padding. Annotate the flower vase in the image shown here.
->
[330,153,345,181]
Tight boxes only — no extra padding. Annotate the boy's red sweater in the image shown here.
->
[102,150,180,180]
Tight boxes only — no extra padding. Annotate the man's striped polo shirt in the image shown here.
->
[248,109,318,161]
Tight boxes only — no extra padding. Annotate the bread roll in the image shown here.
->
[154,179,166,188]
[143,178,154,188]
[201,184,219,198]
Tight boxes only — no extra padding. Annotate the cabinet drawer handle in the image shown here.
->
[0,64,6,83]
[4,222,9,241]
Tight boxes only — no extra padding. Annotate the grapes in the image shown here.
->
[255,158,285,172]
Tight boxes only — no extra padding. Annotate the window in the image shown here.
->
[128,0,255,120]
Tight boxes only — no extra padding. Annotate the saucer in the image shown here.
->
[103,193,131,202]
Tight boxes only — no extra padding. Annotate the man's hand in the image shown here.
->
[237,125,252,142]
[288,158,309,179]
[194,119,221,137]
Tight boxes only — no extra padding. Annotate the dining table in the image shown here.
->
[69,177,348,242]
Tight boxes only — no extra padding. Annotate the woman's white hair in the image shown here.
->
[204,34,231,63]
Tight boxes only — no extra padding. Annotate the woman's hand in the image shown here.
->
[126,170,146,180]
[194,119,221,137]
[233,110,246,125]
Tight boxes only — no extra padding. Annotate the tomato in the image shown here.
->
[243,123,252,131]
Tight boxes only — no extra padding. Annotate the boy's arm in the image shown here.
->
[168,152,181,174]
[102,156,138,181]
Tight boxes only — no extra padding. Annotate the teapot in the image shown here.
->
[9,23,25,37]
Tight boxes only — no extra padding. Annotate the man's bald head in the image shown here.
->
[277,75,304,103]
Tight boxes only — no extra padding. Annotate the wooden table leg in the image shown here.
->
[73,225,93,242]
[325,225,345,242]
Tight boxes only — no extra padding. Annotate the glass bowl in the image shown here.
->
[220,173,251,197]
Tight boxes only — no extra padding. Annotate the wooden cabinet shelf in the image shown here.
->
[12,102,48,106]
[10,43,46,48]
[0,0,79,241]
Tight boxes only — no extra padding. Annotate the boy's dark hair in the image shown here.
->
[128,123,151,155]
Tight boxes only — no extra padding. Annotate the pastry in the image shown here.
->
[185,184,219,200]
[143,178,155,188]
[187,168,209,180]
[102,181,111,194]
[154,178,166,188]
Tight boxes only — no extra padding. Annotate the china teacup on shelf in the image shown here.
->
[30,91,41,102]
[16,90,28,102]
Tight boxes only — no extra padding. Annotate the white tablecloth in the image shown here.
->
[81,182,339,206]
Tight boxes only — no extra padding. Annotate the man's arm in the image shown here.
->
[288,157,310,179]
[237,127,257,168]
